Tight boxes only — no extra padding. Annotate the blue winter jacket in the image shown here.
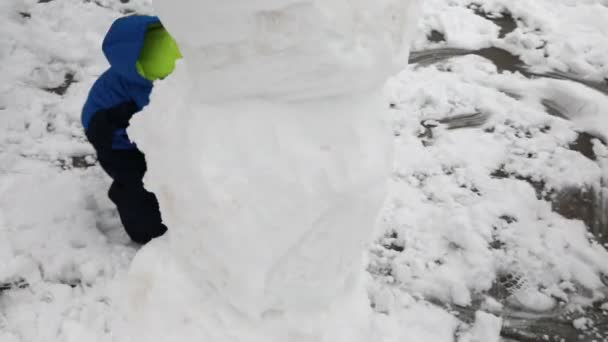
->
[82,15,161,150]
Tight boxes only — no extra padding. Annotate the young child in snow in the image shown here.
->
[82,15,181,244]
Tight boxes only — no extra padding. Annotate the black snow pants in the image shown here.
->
[86,101,167,244]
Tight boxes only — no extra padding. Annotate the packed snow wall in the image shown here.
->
[125,1,420,341]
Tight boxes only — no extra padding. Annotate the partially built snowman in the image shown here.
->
[124,1,419,341]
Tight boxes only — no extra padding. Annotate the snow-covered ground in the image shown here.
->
[1,0,608,341]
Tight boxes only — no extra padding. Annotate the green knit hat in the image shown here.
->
[136,24,182,81]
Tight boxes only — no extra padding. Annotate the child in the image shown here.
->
[82,15,181,244]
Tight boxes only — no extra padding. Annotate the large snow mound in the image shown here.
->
[130,90,393,317]
[125,0,421,340]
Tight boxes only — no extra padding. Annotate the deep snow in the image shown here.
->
[1,0,608,341]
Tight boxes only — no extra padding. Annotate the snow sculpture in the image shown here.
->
[125,1,420,341]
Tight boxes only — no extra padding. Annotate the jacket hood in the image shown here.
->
[102,15,161,85]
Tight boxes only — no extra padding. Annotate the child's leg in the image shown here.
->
[100,149,167,244]
[108,179,167,244]
[86,105,167,243]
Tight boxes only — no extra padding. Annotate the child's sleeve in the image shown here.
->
[85,101,138,154]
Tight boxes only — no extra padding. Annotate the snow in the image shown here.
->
[126,1,419,340]
[376,55,608,314]
[573,317,592,331]
[433,6,500,50]
[420,0,608,82]
[459,311,502,342]
[128,91,394,340]
[0,1,145,341]
[2,0,608,341]
[153,0,421,101]
[481,297,504,312]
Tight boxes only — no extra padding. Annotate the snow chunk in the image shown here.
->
[481,297,504,313]
[509,289,557,312]
[459,311,502,342]
[572,317,592,331]
[438,7,499,49]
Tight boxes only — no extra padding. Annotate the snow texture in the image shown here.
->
[2,0,608,341]
[153,0,420,101]
[458,311,502,342]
